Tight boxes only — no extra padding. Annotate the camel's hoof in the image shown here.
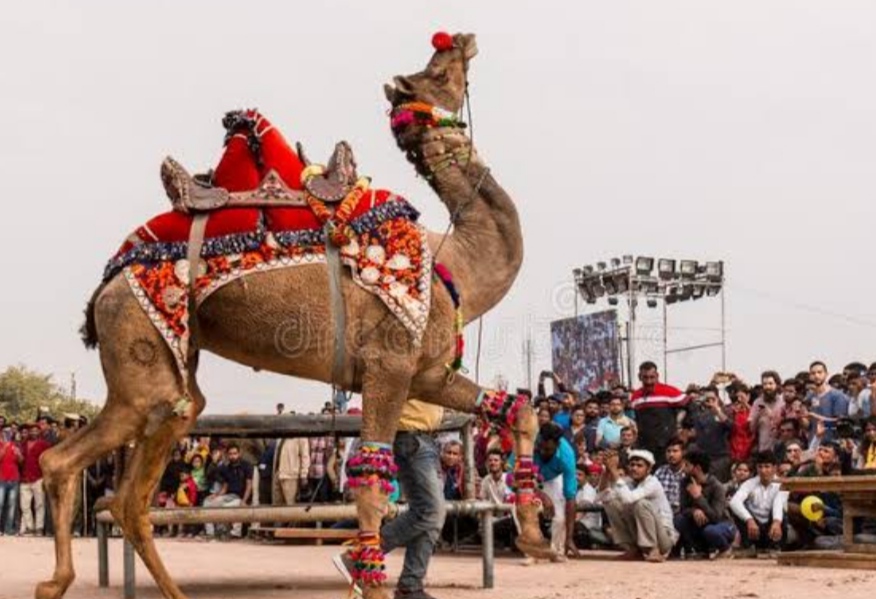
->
[362,586,392,599]
[35,579,70,599]
[515,536,556,560]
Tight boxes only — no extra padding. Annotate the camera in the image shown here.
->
[836,418,861,440]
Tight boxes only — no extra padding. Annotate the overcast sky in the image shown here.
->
[3,1,876,414]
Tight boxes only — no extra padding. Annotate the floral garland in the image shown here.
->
[345,442,398,495]
[303,175,370,247]
[476,390,528,433]
[390,102,465,133]
[433,262,464,373]
[348,531,387,589]
[511,456,539,505]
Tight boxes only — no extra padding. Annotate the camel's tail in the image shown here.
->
[80,283,106,349]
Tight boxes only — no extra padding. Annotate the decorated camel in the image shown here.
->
[35,32,547,599]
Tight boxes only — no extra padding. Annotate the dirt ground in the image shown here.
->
[1,536,874,599]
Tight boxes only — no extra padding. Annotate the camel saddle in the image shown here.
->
[161,140,361,214]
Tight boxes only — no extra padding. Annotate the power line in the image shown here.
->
[728,284,876,329]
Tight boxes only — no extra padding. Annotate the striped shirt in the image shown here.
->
[630,383,688,454]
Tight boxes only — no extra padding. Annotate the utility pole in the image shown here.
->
[522,335,534,390]
[70,371,77,400]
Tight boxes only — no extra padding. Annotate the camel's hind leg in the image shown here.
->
[109,383,205,599]
[35,403,147,599]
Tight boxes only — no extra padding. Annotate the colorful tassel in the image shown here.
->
[348,532,387,587]
[345,442,398,495]
[433,262,465,373]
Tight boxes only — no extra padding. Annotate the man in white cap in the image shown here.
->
[598,447,678,562]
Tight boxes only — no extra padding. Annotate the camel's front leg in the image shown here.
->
[412,372,553,559]
[345,360,412,599]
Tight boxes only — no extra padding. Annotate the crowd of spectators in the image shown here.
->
[3,359,874,564]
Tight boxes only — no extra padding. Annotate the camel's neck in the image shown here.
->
[395,123,523,321]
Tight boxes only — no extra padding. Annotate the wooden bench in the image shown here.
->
[779,474,876,570]
[96,500,512,599]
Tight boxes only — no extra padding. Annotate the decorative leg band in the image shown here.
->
[345,442,398,495]
[511,456,539,505]
[349,531,387,588]
[433,262,465,375]
[476,390,528,432]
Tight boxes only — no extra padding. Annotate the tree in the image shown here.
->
[0,365,100,423]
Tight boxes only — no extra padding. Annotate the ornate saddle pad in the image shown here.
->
[103,191,432,373]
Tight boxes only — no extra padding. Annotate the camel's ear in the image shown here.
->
[454,33,478,60]
[384,83,398,104]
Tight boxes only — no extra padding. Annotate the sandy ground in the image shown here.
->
[1,536,874,599]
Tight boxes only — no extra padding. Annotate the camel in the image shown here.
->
[35,32,548,599]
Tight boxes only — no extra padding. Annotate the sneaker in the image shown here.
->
[710,547,733,560]
[332,552,362,598]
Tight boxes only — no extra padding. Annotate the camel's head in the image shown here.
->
[384,32,477,114]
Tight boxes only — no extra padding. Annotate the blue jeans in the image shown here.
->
[0,481,19,535]
[674,513,736,553]
[381,432,446,593]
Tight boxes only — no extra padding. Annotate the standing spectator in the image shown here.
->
[674,449,735,559]
[728,384,755,464]
[203,444,253,539]
[274,436,310,505]
[564,405,587,451]
[0,427,22,535]
[599,449,678,562]
[749,371,785,453]
[547,394,568,429]
[276,403,285,416]
[729,450,787,556]
[158,449,187,508]
[772,419,802,463]
[618,426,638,470]
[849,363,876,420]
[307,434,335,503]
[19,424,51,535]
[596,396,636,449]
[256,440,276,505]
[630,362,688,466]
[533,422,578,560]
[653,438,686,516]
[807,362,850,442]
[582,398,602,454]
[687,386,732,481]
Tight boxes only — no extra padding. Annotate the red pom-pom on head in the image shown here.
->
[432,31,454,52]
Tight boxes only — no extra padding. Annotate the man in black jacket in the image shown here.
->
[673,449,736,559]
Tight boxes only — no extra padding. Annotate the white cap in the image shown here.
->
[627,449,655,466]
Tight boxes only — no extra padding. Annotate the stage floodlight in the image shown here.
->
[692,284,705,300]
[602,274,618,295]
[706,284,721,297]
[665,285,679,305]
[635,256,654,275]
[646,297,658,308]
[610,257,621,269]
[705,261,723,282]
[622,255,634,265]
[596,261,607,271]
[573,268,583,281]
[658,259,676,280]
[678,284,694,301]
[582,265,594,275]
[608,296,619,306]
[679,260,698,279]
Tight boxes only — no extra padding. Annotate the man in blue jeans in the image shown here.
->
[674,448,735,559]
[0,428,23,535]
[336,400,446,599]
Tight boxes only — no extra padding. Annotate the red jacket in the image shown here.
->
[21,439,51,483]
[729,407,755,462]
[0,441,22,482]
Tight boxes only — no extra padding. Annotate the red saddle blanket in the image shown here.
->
[104,190,432,377]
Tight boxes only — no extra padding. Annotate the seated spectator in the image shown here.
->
[599,449,678,562]
[728,450,787,557]
[203,444,253,539]
[674,449,735,559]
[724,461,751,498]
[573,463,611,549]
[654,438,686,516]
[596,396,636,450]
[852,416,876,470]
[787,441,844,547]
[439,440,465,501]
[773,419,802,463]
[477,449,515,550]
[618,426,638,470]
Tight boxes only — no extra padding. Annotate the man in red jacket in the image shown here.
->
[630,362,689,467]
[0,428,23,535]
[19,424,51,535]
